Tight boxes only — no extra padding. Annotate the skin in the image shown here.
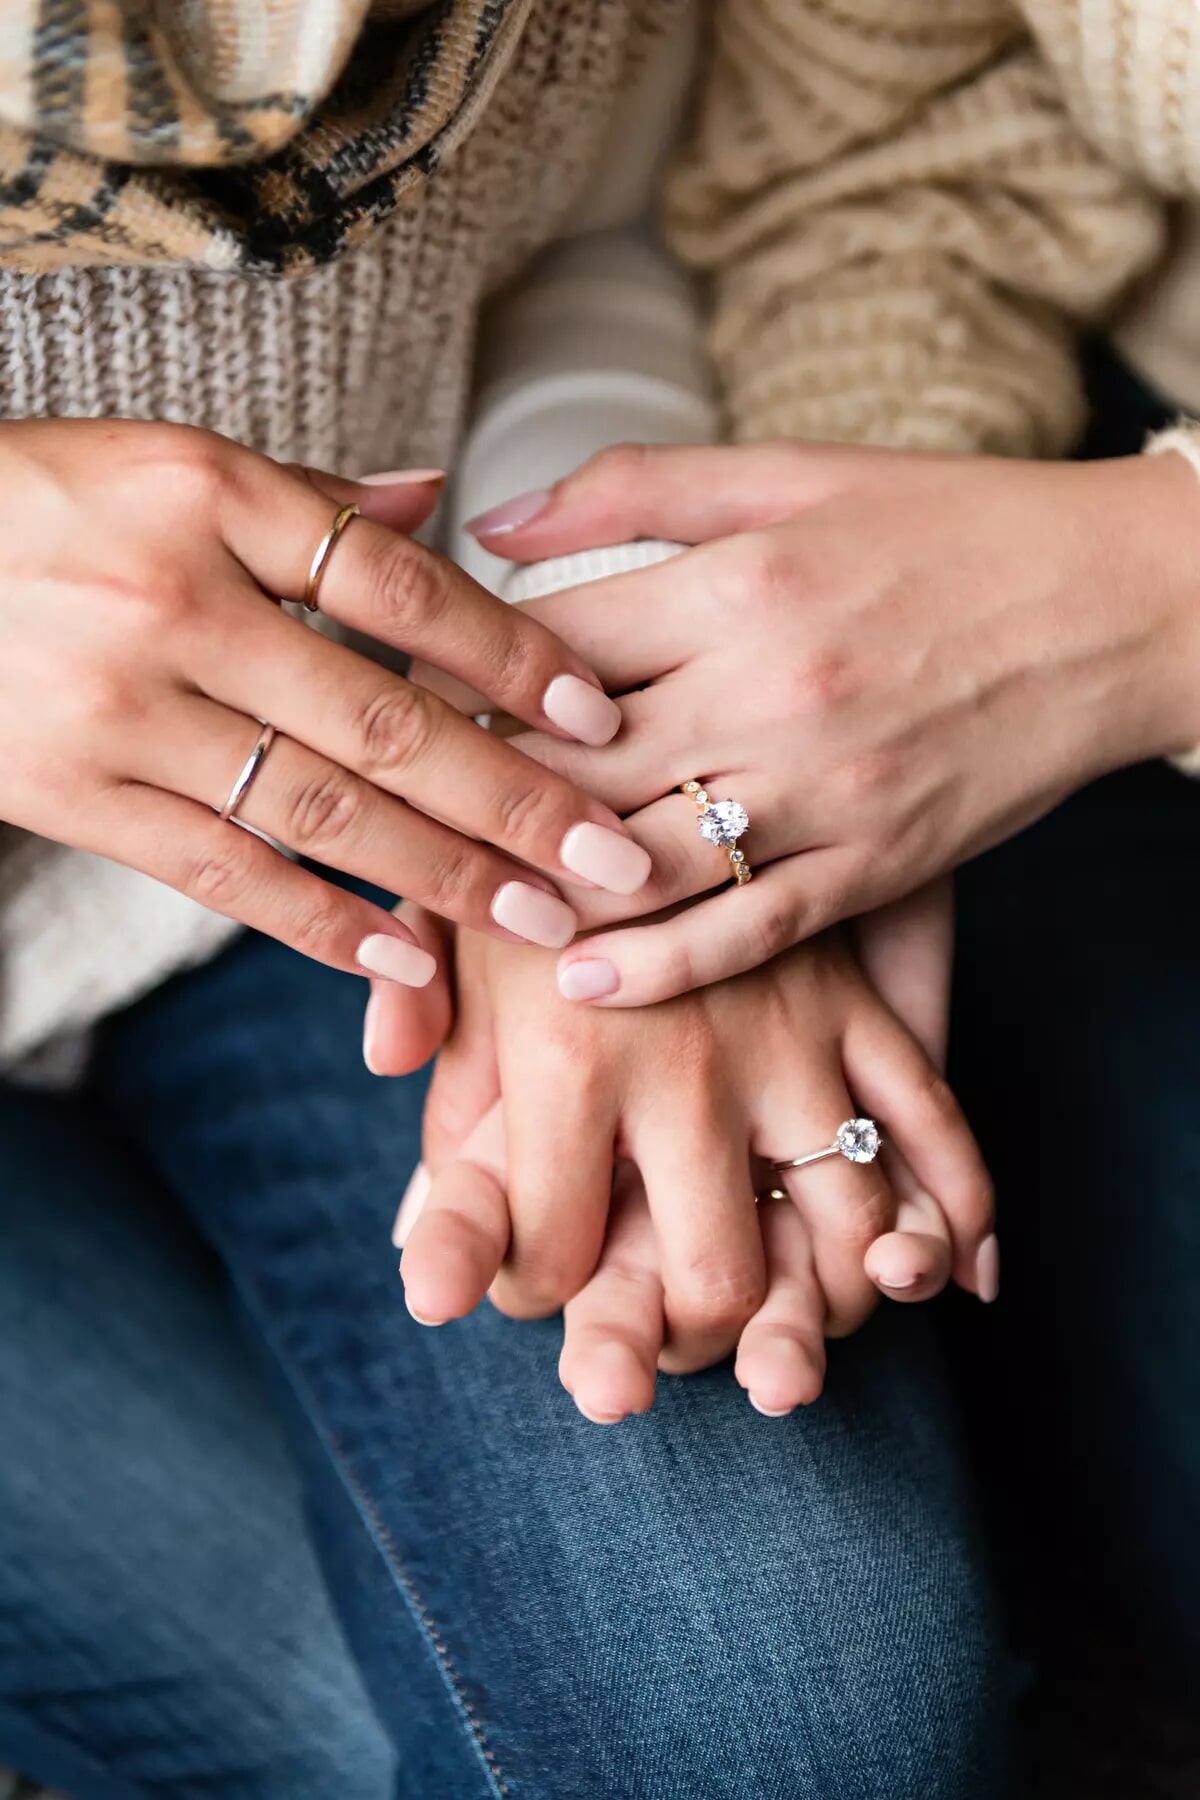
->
[0,419,650,977]
[464,439,1200,1005]
[369,879,993,1422]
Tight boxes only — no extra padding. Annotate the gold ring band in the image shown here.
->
[681,781,752,885]
[303,502,360,613]
[219,723,277,822]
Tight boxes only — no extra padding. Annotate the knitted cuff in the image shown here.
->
[502,538,686,605]
[1145,422,1200,776]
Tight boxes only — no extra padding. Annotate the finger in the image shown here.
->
[632,1096,764,1375]
[464,441,874,559]
[364,903,453,1081]
[148,694,590,949]
[487,997,618,1320]
[757,1061,894,1337]
[221,457,623,746]
[399,1103,510,1325]
[733,1197,827,1417]
[842,1007,997,1300]
[80,778,438,980]
[559,1166,663,1425]
[292,464,446,538]
[555,851,862,1008]
[863,1147,953,1305]
[419,929,498,1171]
[854,879,955,1068]
[197,608,650,906]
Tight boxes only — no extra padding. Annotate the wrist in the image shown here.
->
[1075,453,1200,769]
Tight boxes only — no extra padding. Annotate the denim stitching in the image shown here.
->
[230,1281,510,1800]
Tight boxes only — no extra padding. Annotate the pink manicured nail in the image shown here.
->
[559,822,650,895]
[877,1274,921,1292]
[467,488,551,538]
[359,467,446,486]
[356,933,437,987]
[558,958,620,1002]
[392,1163,430,1248]
[491,881,576,948]
[749,1396,795,1419]
[542,674,621,746]
[976,1234,1001,1303]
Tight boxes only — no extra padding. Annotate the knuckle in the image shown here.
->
[747,898,797,966]
[288,897,351,965]
[828,1178,895,1248]
[653,937,698,1000]
[490,766,566,855]
[154,427,234,510]
[570,440,650,502]
[361,534,454,637]
[354,681,438,776]
[674,1252,766,1334]
[415,843,478,921]
[181,844,249,913]
[284,766,367,854]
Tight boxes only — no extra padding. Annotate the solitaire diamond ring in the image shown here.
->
[682,781,752,886]
[770,1119,882,1176]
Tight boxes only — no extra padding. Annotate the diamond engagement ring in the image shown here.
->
[682,781,752,885]
[771,1119,882,1174]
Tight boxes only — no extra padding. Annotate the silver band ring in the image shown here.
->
[771,1118,882,1174]
[219,723,277,822]
[303,502,360,613]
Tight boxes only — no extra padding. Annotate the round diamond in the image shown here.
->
[836,1118,880,1164]
[697,800,749,848]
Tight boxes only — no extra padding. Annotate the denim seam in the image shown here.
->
[230,1283,510,1800]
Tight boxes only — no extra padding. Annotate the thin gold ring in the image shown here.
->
[302,502,360,613]
[681,781,752,886]
[219,723,277,822]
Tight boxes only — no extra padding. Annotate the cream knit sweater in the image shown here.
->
[5,0,1200,1070]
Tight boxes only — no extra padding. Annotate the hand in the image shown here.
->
[465,440,1200,1003]
[0,419,655,980]
[378,911,995,1388]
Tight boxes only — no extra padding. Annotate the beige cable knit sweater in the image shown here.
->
[2,0,1197,1069]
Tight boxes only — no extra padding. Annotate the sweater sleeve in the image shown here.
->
[664,0,1167,458]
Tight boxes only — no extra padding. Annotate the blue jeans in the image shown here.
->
[0,930,1009,1799]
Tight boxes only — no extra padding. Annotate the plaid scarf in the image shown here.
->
[0,0,528,274]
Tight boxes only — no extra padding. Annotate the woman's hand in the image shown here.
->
[382,915,994,1386]
[465,440,1200,1003]
[0,419,653,979]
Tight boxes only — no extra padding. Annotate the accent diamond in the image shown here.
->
[836,1118,881,1164]
[697,800,749,848]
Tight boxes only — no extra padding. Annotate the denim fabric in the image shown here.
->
[0,921,1011,1799]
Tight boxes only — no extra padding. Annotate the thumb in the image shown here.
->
[294,463,446,538]
[363,903,452,1079]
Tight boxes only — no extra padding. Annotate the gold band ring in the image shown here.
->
[303,502,360,613]
[681,781,752,885]
[219,723,277,823]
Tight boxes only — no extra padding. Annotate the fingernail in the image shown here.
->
[976,1234,1001,1304]
[542,673,621,746]
[749,1395,795,1419]
[356,933,437,988]
[466,488,551,538]
[491,881,576,948]
[877,1273,921,1292]
[559,822,650,895]
[558,957,620,1002]
[359,467,446,486]
[392,1163,430,1247]
[575,1400,625,1425]
[403,1288,443,1327]
[363,990,387,1075]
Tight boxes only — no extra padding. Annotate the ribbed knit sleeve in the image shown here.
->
[665,0,1167,457]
